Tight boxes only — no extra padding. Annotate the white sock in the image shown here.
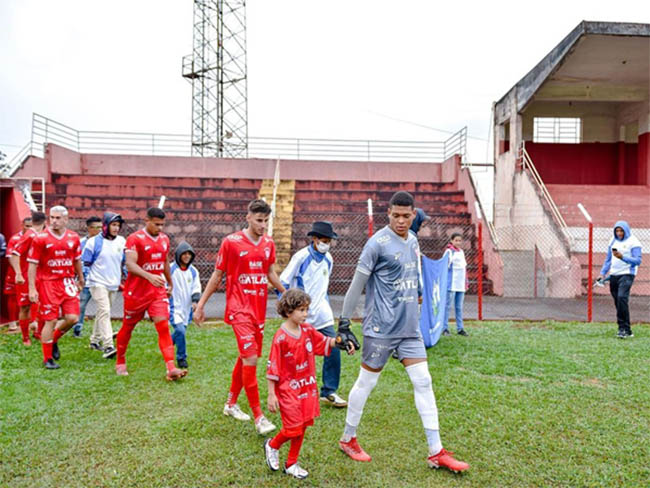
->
[341,367,380,442]
[405,361,440,451]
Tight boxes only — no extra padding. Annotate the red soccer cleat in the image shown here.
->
[115,364,129,376]
[427,448,469,473]
[165,368,188,381]
[23,339,32,347]
[339,437,372,462]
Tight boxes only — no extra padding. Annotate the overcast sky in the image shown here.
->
[1,0,648,166]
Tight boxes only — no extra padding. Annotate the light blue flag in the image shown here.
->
[419,253,449,348]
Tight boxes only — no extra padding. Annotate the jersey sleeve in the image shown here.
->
[309,326,331,357]
[26,235,44,264]
[279,250,304,290]
[191,266,202,295]
[266,333,282,381]
[125,234,139,254]
[74,235,82,261]
[357,239,380,275]
[215,238,230,272]
[269,241,276,265]
[13,233,31,257]
[81,236,95,264]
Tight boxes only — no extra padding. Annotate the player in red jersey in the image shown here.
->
[195,199,286,435]
[115,207,186,381]
[9,212,47,346]
[264,289,336,479]
[27,206,84,369]
[3,216,32,335]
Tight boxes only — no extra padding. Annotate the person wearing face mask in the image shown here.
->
[279,221,347,408]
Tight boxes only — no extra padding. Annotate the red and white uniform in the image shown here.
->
[27,228,82,320]
[3,231,23,295]
[267,324,331,429]
[12,229,40,306]
[216,231,276,356]
[123,229,171,321]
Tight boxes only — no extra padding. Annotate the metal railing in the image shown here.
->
[2,113,467,176]
[519,143,571,242]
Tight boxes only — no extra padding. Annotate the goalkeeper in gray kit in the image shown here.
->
[335,191,469,473]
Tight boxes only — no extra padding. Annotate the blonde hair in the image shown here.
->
[50,205,69,216]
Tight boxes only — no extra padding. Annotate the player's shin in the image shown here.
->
[154,320,175,368]
[116,321,136,365]
[405,362,441,454]
[242,364,263,420]
[227,357,244,406]
[342,367,380,441]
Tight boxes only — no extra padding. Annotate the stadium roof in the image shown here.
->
[494,21,650,124]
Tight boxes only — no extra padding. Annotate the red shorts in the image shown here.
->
[230,320,264,358]
[38,279,80,321]
[3,277,15,295]
[124,294,170,323]
[16,281,30,307]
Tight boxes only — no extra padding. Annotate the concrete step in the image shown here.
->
[295,180,456,192]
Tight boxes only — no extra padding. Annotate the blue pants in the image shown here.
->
[73,287,92,333]
[318,325,341,397]
[443,290,465,332]
[171,321,188,361]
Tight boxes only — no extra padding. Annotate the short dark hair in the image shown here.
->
[276,289,311,318]
[31,211,46,225]
[389,191,414,209]
[22,217,32,224]
[450,232,462,241]
[248,199,272,215]
[147,207,166,220]
[86,216,101,226]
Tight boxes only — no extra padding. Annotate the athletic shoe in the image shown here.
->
[72,329,82,338]
[625,331,634,338]
[43,358,60,370]
[7,322,19,334]
[255,416,276,435]
[283,463,308,479]
[115,364,129,376]
[320,393,348,408]
[90,342,102,351]
[52,342,60,360]
[223,403,251,421]
[457,330,469,337]
[264,439,280,471]
[102,346,117,359]
[442,330,450,336]
[617,330,627,339]
[427,448,469,473]
[178,358,189,369]
[166,368,188,381]
[339,437,371,462]
[22,338,32,347]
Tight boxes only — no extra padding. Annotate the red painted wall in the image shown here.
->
[0,187,31,324]
[639,132,650,186]
[526,142,642,185]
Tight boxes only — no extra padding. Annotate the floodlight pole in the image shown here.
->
[475,201,483,321]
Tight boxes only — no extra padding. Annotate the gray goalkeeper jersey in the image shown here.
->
[357,225,421,339]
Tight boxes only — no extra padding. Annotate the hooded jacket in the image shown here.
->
[600,220,642,277]
[169,241,202,325]
[82,213,127,290]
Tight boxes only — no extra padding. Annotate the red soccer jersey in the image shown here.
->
[5,231,23,283]
[11,229,39,276]
[123,229,170,302]
[27,228,81,281]
[216,231,276,325]
[267,324,331,428]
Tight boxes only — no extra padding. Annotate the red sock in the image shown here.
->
[227,357,244,406]
[116,321,136,366]
[286,430,305,467]
[154,321,175,364]
[269,430,290,450]
[19,319,30,342]
[30,303,38,322]
[41,341,53,362]
[242,364,263,420]
[8,298,18,322]
[52,329,63,343]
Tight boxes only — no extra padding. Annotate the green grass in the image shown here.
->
[1,320,649,487]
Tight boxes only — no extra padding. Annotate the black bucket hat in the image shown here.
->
[307,221,338,239]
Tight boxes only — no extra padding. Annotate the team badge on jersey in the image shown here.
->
[264,247,271,259]
[305,339,312,352]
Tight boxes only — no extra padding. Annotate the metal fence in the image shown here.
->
[65,206,648,324]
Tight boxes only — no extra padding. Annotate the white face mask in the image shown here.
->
[316,241,330,254]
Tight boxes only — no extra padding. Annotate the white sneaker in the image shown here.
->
[284,463,308,479]
[320,393,348,408]
[264,439,280,471]
[255,415,276,435]
[223,403,251,421]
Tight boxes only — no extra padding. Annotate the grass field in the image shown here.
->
[1,319,649,487]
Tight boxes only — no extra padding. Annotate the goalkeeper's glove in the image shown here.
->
[335,318,360,353]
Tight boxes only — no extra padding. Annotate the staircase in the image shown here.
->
[259,179,295,271]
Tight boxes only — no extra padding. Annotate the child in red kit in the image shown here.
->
[265,289,340,479]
